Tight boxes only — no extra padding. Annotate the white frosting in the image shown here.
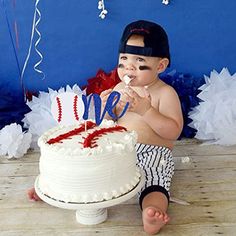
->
[37,120,141,203]
[123,75,132,86]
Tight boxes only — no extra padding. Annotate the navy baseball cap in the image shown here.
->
[119,20,171,66]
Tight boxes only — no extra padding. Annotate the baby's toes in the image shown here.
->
[147,208,156,217]
[156,212,164,221]
[27,189,34,199]
[163,213,170,223]
[155,211,161,219]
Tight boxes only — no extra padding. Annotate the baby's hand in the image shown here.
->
[121,87,152,115]
[116,88,134,110]
[100,89,113,109]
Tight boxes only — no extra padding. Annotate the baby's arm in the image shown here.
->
[142,86,183,140]
[123,86,183,141]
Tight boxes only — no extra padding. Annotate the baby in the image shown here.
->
[28,19,183,235]
[101,20,183,234]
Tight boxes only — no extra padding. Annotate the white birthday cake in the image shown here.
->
[37,119,141,203]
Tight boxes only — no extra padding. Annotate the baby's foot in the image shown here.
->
[142,206,170,235]
[27,187,42,201]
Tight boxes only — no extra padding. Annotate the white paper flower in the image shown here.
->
[189,68,236,146]
[22,84,93,149]
[0,123,32,159]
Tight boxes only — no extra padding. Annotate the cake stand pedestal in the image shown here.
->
[34,174,144,225]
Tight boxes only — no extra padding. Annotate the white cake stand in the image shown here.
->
[34,174,144,225]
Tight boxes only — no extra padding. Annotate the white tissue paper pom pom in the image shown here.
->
[189,68,236,146]
[22,84,93,149]
[0,123,32,159]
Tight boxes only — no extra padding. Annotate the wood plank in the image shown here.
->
[171,182,236,202]
[172,168,236,185]
[1,224,236,236]
[1,174,236,204]
[174,154,236,170]
[0,162,39,177]
[1,181,236,208]
[0,202,236,235]
[173,143,236,157]
[0,150,39,164]
[1,164,236,207]
[1,152,236,178]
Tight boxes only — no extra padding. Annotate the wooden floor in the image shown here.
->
[1,139,236,236]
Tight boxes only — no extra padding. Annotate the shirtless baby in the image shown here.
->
[101,20,183,234]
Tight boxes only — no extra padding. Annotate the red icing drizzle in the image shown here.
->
[47,121,96,144]
[83,126,127,148]
[73,95,79,121]
[47,121,127,149]
[56,97,62,123]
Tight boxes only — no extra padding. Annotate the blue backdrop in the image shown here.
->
[1,0,236,93]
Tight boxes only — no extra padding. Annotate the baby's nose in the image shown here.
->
[125,63,135,71]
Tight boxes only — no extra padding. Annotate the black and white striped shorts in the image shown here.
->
[135,143,174,208]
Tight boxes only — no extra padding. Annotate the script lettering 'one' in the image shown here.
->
[83,91,129,125]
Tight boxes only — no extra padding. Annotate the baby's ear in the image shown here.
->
[157,58,169,73]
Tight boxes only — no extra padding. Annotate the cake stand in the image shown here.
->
[34,173,144,225]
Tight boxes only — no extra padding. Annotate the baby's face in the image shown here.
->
[118,53,160,87]
[117,35,161,87]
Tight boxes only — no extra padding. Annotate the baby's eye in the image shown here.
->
[137,57,145,62]
[120,56,127,60]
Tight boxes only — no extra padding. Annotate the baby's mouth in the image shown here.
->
[123,75,135,85]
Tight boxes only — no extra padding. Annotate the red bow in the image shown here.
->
[85,68,121,95]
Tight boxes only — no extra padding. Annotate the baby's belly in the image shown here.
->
[117,113,174,150]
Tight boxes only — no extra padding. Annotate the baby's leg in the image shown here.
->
[142,191,169,235]
[135,144,174,234]
[27,187,42,201]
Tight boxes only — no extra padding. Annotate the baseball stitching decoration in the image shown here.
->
[51,92,85,126]
[46,121,127,148]
[51,91,129,126]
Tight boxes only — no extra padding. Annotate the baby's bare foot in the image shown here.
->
[142,206,170,235]
[27,187,42,201]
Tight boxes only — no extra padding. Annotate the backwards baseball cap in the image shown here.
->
[119,20,171,65]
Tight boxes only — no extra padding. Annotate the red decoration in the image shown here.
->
[56,97,62,123]
[83,126,127,148]
[25,90,38,101]
[47,121,96,144]
[84,68,121,95]
[47,121,127,150]
[73,95,79,121]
